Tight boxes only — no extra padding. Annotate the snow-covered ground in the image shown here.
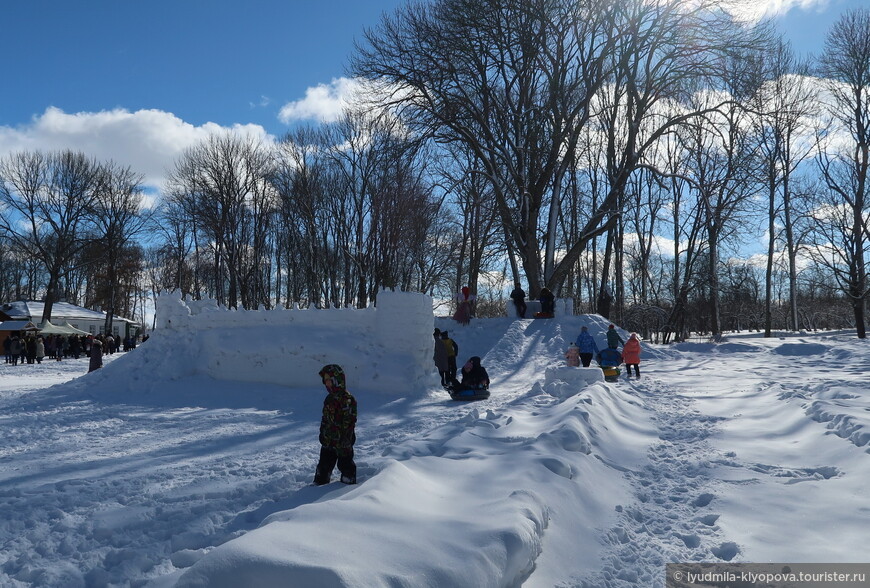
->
[1,300,868,587]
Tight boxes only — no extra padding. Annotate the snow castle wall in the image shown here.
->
[153,290,433,394]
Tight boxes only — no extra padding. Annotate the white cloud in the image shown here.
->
[277,77,408,125]
[0,107,272,191]
[720,0,832,23]
[278,78,363,124]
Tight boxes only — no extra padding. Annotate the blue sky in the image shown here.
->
[0,0,865,189]
[2,0,405,132]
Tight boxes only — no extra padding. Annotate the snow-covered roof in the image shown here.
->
[0,300,137,324]
[0,320,39,332]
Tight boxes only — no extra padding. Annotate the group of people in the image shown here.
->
[2,332,135,373]
[509,285,555,319]
[432,328,490,393]
[565,324,642,378]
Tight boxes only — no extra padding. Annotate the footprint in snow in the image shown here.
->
[692,493,715,507]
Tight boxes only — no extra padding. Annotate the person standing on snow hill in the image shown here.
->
[606,324,624,349]
[622,333,642,378]
[314,364,357,485]
[88,338,103,372]
[565,343,580,367]
[510,284,527,318]
[433,328,450,387]
[575,326,599,367]
[453,286,476,325]
[441,330,459,383]
[538,287,555,316]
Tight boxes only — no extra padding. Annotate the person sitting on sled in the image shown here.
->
[456,356,490,390]
[597,346,623,368]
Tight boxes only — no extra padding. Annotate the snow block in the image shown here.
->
[545,366,604,387]
[543,367,603,399]
[152,290,434,395]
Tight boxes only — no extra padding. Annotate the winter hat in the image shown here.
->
[441,331,449,339]
[461,286,470,296]
[581,326,588,331]
[609,324,615,329]
[319,364,346,390]
[434,328,441,337]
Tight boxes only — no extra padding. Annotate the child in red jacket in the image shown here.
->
[622,333,642,378]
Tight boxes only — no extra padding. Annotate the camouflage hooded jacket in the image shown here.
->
[319,389,357,452]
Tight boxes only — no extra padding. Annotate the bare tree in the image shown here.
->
[165,132,276,309]
[550,0,764,297]
[89,161,151,335]
[680,56,762,338]
[0,150,102,322]
[814,8,870,338]
[353,0,618,296]
[751,38,818,335]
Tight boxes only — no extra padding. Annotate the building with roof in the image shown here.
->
[0,300,140,347]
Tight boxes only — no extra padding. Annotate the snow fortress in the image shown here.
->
[155,290,434,394]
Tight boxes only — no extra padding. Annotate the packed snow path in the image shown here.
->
[1,322,868,587]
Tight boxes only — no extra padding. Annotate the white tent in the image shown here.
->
[62,322,90,336]
[37,320,74,335]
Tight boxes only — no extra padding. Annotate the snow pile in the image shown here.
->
[149,289,434,394]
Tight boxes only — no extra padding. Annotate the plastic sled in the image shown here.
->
[450,387,491,401]
[601,365,621,382]
[533,312,554,319]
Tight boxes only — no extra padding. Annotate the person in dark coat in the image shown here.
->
[314,364,357,485]
[88,338,103,372]
[510,284,527,318]
[606,324,624,349]
[457,356,490,390]
[433,329,450,387]
[9,335,22,366]
[538,287,555,316]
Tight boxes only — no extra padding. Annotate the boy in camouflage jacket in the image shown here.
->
[314,364,358,485]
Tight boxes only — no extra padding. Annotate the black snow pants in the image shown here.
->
[314,445,357,485]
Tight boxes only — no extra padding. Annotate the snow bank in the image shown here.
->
[175,459,548,588]
[151,290,433,394]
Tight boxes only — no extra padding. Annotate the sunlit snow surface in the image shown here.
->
[1,313,868,587]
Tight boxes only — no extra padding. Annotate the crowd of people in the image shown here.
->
[2,332,141,367]
[445,285,644,387]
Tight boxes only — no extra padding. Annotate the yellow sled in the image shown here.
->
[601,365,620,382]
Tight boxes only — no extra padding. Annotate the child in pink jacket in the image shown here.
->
[565,343,581,367]
[622,333,641,378]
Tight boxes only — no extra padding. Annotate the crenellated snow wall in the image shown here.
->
[154,290,434,394]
